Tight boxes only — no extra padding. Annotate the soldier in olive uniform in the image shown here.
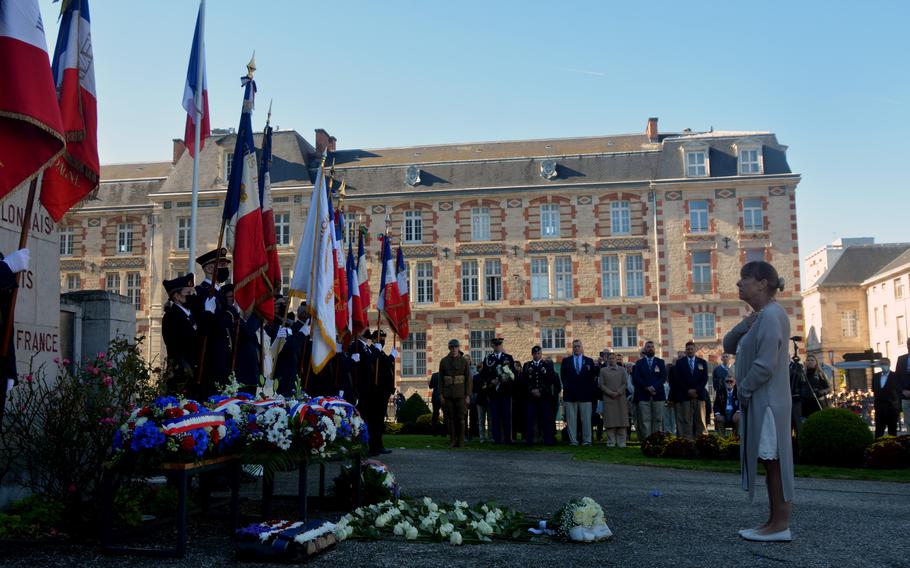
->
[520,345,559,445]
[439,339,472,448]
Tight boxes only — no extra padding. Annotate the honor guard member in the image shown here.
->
[369,330,397,456]
[162,274,215,397]
[520,345,559,445]
[439,339,472,448]
[266,296,305,397]
[193,248,234,391]
[222,284,261,395]
[349,328,378,449]
[0,249,29,399]
[481,338,516,444]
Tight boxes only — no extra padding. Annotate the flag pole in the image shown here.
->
[188,0,205,276]
[0,177,40,431]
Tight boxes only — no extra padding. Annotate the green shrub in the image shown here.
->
[664,436,696,459]
[721,436,741,461]
[799,408,873,468]
[384,422,404,435]
[415,413,433,427]
[864,437,910,469]
[0,494,64,539]
[695,434,725,459]
[397,393,430,425]
[640,431,672,458]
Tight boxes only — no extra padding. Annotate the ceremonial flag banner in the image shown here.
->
[258,122,278,319]
[330,202,350,345]
[356,227,370,310]
[223,76,269,316]
[289,170,336,372]
[347,239,368,338]
[0,0,65,197]
[182,2,209,158]
[378,237,410,340]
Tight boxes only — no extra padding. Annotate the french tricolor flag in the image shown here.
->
[40,0,100,222]
[182,1,209,158]
[0,0,65,199]
[356,227,370,311]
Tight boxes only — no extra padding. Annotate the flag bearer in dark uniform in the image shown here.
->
[193,248,233,392]
[481,338,516,444]
[370,330,397,455]
[439,339,472,448]
[265,296,305,397]
[349,328,378,450]
[520,345,559,445]
[222,284,261,395]
[0,249,28,401]
[162,274,215,397]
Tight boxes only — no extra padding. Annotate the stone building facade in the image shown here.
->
[66,119,803,393]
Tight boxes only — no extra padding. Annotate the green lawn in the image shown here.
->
[383,435,910,483]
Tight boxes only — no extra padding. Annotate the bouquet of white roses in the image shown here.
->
[547,497,612,542]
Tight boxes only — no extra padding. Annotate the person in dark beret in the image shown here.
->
[192,248,233,392]
[162,273,215,397]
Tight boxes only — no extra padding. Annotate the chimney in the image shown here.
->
[172,138,187,164]
[646,117,659,143]
[315,128,336,156]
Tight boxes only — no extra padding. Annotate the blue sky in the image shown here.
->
[39,0,909,260]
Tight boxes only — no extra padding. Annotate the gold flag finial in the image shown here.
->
[246,51,257,79]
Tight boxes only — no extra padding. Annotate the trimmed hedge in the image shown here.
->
[397,393,431,425]
[799,408,873,468]
[864,437,910,469]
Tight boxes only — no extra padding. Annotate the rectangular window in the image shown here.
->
[541,327,566,351]
[874,307,879,328]
[126,272,141,310]
[841,311,858,338]
[686,151,706,176]
[743,198,764,231]
[415,262,433,304]
[274,212,291,246]
[401,332,427,377]
[540,204,560,238]
[117,223,134,254]
[59,226,74,256]
[693,313,716,339]
[225,152,233,181]
[105,273,121,295]
[601,255,621,298]
[176,217,190,251]
[461,260,479,303]
[612,326,638,349]
[895,278,905,300]
[344,218,357,245]
[554,256,573,300]
[66,273,81,291]
[692,251,712,294]
[471,207,491,241]
[282,270,291,296]
[885,341,891,359]
[469,329,496,365]
[484,259,502,302]
[897,316,906,344]
[883,305,889,324]
[740,149,760,174]
[403,210,423,244]
[610,201,631,235]
[689,201,709,233]
[745,249,765,263]
[531,257,549,300]
[625,254,644,297]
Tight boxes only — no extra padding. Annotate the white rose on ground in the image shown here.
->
[405,525,419,540]
[450,531,463,545]
[438,522,454,537]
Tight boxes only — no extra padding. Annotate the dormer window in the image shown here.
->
[686,151,706,177]
[734,138,764,175]
[681,142,710,177]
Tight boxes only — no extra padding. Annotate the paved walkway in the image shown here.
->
[2,449,908,567]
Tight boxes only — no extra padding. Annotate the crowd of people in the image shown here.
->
[160,248,399,457]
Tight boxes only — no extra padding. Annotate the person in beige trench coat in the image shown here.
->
[598,353,630,448]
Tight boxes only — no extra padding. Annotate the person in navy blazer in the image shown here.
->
[873,358,902,438]
[631,340,667,439]
[560,339,598,446]
[672,341,709,439]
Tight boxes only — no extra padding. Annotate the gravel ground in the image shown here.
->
[2,448,908,567]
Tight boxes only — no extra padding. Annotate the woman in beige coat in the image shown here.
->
[723,261,794,543]
[598,353,629,448]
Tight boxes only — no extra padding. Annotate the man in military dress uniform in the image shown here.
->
[520,345,559,445]
[193,248,234,392]
[348,328,382,453]
[222,284,261,394]
[0,249,29,403]
[162,274,215,397]
[481,338,516,444]
[439,339,472,448]
[265,296,305,396]
[369,330,397,455]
